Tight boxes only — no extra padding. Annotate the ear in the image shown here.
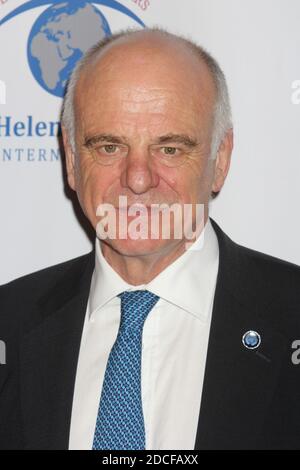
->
[211,128,234,194]
[62,126,76,191]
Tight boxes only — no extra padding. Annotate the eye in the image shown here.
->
[102,144,118,154]
[162,146,178,155]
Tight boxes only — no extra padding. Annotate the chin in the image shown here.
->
[102,236,178,257]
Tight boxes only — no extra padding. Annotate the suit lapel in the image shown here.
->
[20,252,95,450]
[194,218,289,449]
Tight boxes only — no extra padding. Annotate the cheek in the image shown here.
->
[163,161,214,204]
[158,165,203,200]
[157,166,178,189]
[74,158,119,213]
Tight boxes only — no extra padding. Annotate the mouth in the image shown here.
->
[116,204,172,213]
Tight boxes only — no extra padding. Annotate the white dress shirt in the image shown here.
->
[68,218,219,450]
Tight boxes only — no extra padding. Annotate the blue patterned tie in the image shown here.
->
[92,289,160,450]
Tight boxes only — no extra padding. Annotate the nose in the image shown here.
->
[120,147,159,194]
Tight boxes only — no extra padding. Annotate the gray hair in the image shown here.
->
[61,27,232,161]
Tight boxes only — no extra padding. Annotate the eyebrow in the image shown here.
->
[83,133,199,148]
[155,134,199,147]
[84,134,126,148]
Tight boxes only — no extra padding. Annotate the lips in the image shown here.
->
[117,205,151,214]
[115,206,177,221]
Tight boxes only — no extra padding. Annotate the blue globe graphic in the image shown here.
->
[27,1,111,97]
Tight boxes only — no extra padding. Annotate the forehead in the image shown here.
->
[74,37,216,136]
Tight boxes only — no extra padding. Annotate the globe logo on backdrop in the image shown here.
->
[28,2,111,97]
[0,0,145,97]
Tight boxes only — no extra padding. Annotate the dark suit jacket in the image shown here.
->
[1,217,300,450]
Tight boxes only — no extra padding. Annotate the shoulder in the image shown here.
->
[238,240,300,284]
[211,217,300,280]
[235,243,300,323]
[210,217,300,314]
[1,251,92,293]
[233,235,300,309]
[0,251,93,332]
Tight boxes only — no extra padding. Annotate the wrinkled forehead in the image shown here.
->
[74,36,216,130]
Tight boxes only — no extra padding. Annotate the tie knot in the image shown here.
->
[117,290,160,331]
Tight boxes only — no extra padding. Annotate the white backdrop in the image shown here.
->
[1,0,300,284]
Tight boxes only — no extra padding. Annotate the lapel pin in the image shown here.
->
[242,330,261,349]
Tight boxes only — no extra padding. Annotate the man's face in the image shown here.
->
[63,38,232,256]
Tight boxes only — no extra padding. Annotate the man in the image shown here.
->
[0,28,300,450]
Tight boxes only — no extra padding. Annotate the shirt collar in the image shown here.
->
[89,217,219,322]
